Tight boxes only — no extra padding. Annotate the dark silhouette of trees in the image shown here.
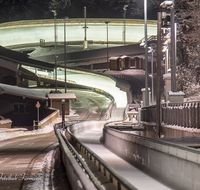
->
[0,0,160,23]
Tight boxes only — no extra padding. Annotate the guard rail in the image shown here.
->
[54,123,98,190]
[66,124,138,190]
[54,122,138,190]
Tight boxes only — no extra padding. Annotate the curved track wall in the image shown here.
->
[0,19,157,47]
[102,126,200,190]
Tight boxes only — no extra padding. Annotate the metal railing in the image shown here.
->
[54,122,138,190]
[66,126,138,190]
[162,102,200,128]
[140,105,156,123]
[138,35,157,44]
[54,123,99,190]
[141,102,200,128]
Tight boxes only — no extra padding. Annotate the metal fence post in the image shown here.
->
[180,103,183,127]
[188,103,191,128]
[171,104,174,125]
[173,104,176,125]
[186,103,189,128]
[168,105,170,125]
[191,103,195,128]
[183,103,186,127]
[175,104,178,125]
[162,104,165,124]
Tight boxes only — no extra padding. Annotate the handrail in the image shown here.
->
[60,132,104,190]
[66,124,138,190]
[138,35,157,43]
[54,123,99,190]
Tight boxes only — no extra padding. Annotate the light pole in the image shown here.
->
[61,99,65,128]
[170,1,176,92]
[51,10,57,51]
[105,21,109,70]
[163,46,169,73]
[144,0,149,106]
[148,47,154,104]
[160,0,176,92]
[156,12,162,138]
[123,5,128,46]
[84,6,87,42]
[163,30,171,73]
[54,55,58,92]
[61,17,69,93]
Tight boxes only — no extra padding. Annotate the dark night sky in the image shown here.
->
[0,0,160,23]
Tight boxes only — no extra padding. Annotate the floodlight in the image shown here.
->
[61,17,69,22]
[140,42,146,48]
[51,10,57,17]
[160,0,173,9]
[148,47,153,53]
[123,5,128,10]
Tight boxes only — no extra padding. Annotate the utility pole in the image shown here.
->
[144,0,149,106]
[156,12,162,138]
[123,5,128,46]
[51,10,57,51]
[171,0,177,92]
[148,47,154,104]
[105,21,109,70]
[62,17,69,93]
[55,55,58,92]
[84,6,87,41]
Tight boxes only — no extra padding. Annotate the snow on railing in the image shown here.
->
[141,102,200,129]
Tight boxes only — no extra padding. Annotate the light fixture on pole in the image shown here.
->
[61,17,69,93]
[148,46,155,104]
[123,5,128,46]
[160,0,176,92]
[51,10,57,51]
[105,21,110,70]
[144,0,149,106]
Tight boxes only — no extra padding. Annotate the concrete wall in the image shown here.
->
[38,108,59,129]
[102,126,200,190]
